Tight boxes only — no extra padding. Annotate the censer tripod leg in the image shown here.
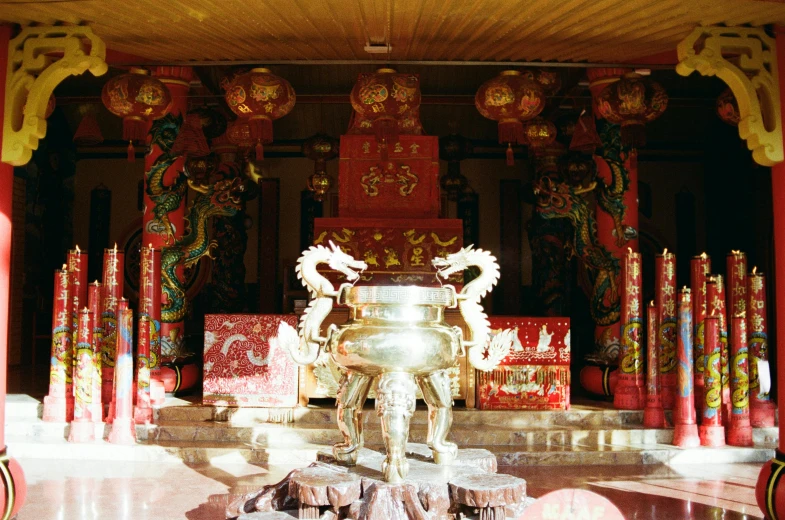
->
[376,372,417,483]
[333,371,373,465]
[417,369,457,465]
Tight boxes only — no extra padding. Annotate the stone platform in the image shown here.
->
[227,445,532,520]
[5,395,778,467]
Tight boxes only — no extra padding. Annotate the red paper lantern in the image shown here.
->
[171,113,210,158]
[524,69,562,96]
[595,72,668,148]
[523,117,558,152]
[349,68,421,161]
[307,173,331,202]
[716,88,740,126]
[224,67,296,160]
[475,70,545,165]
[101,68,171,161]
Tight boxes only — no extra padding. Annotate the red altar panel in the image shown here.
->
[338,135,440,219]
[313,217,463,286]
[203,314,299,407]
[477,317,571,410]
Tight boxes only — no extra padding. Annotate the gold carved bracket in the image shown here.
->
[676,26,782,166]
[3,26,108,166]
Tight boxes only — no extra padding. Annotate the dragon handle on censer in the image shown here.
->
[274,243,515,483]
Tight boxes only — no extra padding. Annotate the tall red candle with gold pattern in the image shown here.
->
[68,308,96,443]
[727,314,753,446]
[43,266,74,422]
[67,246,88,309]
[747,268,776,427]
[615,248,644,409]
[700,314,725,447]
[101,245,124,406]
[87,281,103,421]
[691,253,710,416]
[643,301,665,427]
[139,245,163,401]
[134,315,152,424]
[655,249,677,410]
[108,302,136,445]
[673,288,699,447]
[707,274,731,426]
[727,251,747,317]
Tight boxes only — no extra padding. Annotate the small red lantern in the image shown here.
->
[302,133,339,202]
[570,110,602,153]
[439,134,474,202]
[524,69,562,96]
[226,119,255,151]
[102,68,171,161]
[73,106,104,146]
[595,72,668,148]
[224,67,296,160]
[716,88,740,126]
[475,70,545,165]
[171,113,210,158]
[523,117,558,152]
[349,68,421,161]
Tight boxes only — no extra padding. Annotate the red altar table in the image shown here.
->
[203,314,299,407]
[477,317,571,410]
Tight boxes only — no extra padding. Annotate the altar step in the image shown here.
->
[5,395,778,467]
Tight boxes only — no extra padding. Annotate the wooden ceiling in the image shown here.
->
[3,0,785,63]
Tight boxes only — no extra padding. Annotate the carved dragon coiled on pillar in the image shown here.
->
[534,176,621,357]
[146,113,187,245]
[274,245,514,483]
[595,122,634,247]
[159,177,246,355]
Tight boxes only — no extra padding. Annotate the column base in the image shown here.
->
[643,405,666,428]
[107,417,136,445]
[42,395,73,423]
[0,454,27,518]
[150,377,166,405]
[751,399,776,427]
[613,384,644,410]
[756,450,785,520]
[673,423,700,448]
[67,419,96,443]
[727,422,754,447]
[133,405,152,425]
[699,424,726,447]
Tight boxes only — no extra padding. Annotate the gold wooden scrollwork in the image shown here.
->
[2,26,108,166]
[677,26,782,167]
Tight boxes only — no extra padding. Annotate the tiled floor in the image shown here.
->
[15,457,764,519]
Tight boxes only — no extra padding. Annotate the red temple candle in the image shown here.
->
[747,268,776,427]
[690,253,710,416]
[707,274,731,426]
[673,288,699,447]
[700,315,725,447]
[134,316,152,425]
[643,301,665,428]
[726,251,747,318]
[67,246,88,310]
[615,248,644,410]
[727,314,753,446]
[101,245,124,405]
[655,249,677,410]
[140,245,162,375]
[108,303,136,445]
[88,281,104,421]
[68,308,96,443]
[43,266,74,422]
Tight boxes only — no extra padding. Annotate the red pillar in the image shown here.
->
[143,67,192,365]
[0,23,28,517]
[756,27,785,519]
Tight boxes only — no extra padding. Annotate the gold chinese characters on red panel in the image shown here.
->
[338,135,441,219]
[478,317,571,410]
[312,217,463,287]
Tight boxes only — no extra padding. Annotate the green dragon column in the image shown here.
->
[142,67,193,365]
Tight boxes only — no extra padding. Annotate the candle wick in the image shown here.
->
[663,248,668,255]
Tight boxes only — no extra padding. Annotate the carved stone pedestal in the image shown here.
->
[227,445,531,520]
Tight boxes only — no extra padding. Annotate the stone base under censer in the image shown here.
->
[227,444,532,520]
